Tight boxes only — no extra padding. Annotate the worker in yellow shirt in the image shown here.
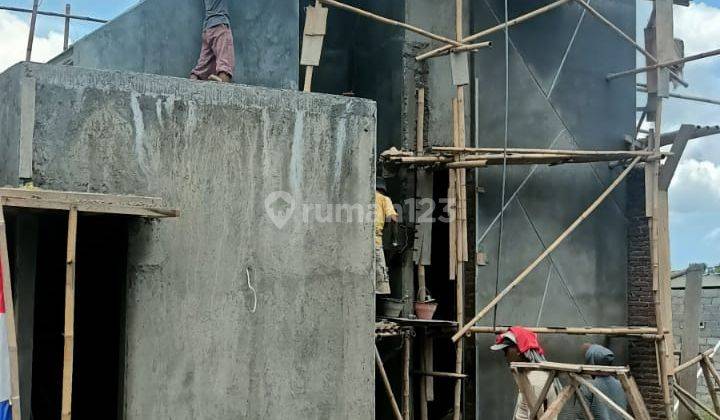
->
[375,178,398,295]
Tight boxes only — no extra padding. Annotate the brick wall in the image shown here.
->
[626,169,666,419]
[672,285,720,404]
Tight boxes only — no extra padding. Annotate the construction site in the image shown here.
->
[0,0,719,419]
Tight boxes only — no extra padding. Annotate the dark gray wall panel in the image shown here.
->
[472,0,634,417]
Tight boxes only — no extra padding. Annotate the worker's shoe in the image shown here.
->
[208,74,222,82]
[189,74,199,81]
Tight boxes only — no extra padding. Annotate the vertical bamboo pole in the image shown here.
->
[0,202,21,420]
[417,88,425,155]
[61,207,78,420]
[303,66,315,92]
[402,333,411,420]
[63,4,71,51]
[376,346,403,420]
[701,357,720,415]
[25,0,39,61]
[453,2,465,419]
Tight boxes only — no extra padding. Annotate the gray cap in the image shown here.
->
[490,331,517,351]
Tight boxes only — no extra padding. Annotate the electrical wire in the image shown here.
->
[492,0,511,328]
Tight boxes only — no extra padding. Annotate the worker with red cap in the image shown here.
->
[491,326,560,420]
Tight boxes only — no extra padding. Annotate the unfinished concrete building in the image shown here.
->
[1,0,719,419]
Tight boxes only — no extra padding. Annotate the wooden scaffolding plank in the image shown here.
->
[0,202,21,420]
[60,207,78,420]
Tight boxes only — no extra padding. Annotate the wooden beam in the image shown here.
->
[414,371,468,379]
[659,125,697,190]
[512,361,630,375]
[0,188,178,218]
[539,380,579,420]
[678,263,705,420]
[511,368,538,419]
[571,374,634,420]
[617,372,651,420]
[376,346,403,420]
[61,207,78,420]
[574,388,594,420]
[660,125,720,146]
[453,156,642,342]
[0,202,21,420]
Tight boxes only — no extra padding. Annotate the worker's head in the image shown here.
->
[376,178,387,194]
[583,344,615,366]
[490,327,546,364]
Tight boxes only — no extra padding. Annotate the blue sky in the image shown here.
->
[0,0,718,269]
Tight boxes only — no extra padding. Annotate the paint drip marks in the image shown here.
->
[289,110,305,194]
[130,92,149,176]
[332,117,348,197]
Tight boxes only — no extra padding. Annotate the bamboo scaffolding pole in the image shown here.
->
[573,0,687,87]
[453,4,465,419]
[416,0,572,61]
[318,0,464,48]
[571,374,634,420]
[540,380,579,420]
[637,84,720,106]
[402,334,410,420]
[674,349,714,374]
[25,0,39,61]
[63,4,70,51]
[701,357,720,414]
[303,66,314,92]
[675,390,704,420]
[574,388,594,420]
[376,346,403,420]
[469,326,661,337]
[61,207,78,420]
[673,382,720,420]
[453,156,642,342]
[0,5,107,23]
[608,47,720,80]
[0,201,21,420]
[415,371,468,379]
[703,354,720,390]
[417,88,425,155]
[433,146,657,156]
[617,372,651,420]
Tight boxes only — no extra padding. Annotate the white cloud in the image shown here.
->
[705,226,720,241]
[675,2,720,57]
[0,11,65,73]
[669,158,720,213]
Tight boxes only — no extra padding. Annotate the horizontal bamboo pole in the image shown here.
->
[673,349,714,375]
[433,146,657,157]
[0,5,107,23]
[514,361,630,374]
[416,0,571,61]
[319,0,463,48]
[446,160,488,168]
[608,47,720,80]
[469,326,661,337]
[414,371,468,379]
[637,84,720,107]
[452,156,642,342]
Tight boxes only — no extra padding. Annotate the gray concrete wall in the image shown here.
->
[0,62,375,418]
[0,64,20,185]
[470,0,636,417]
[50,0,298,90]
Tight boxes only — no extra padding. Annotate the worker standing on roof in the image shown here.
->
[575,344,628,420]
[491,326,560,420]
[189,0,235,83]
[375,178,398,295]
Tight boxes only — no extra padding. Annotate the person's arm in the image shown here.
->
[385,197,399,223]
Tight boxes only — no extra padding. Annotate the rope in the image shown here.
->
[492,0,511,328]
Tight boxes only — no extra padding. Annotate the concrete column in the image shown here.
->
[678,263,705,420]
[14,214,38,417]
